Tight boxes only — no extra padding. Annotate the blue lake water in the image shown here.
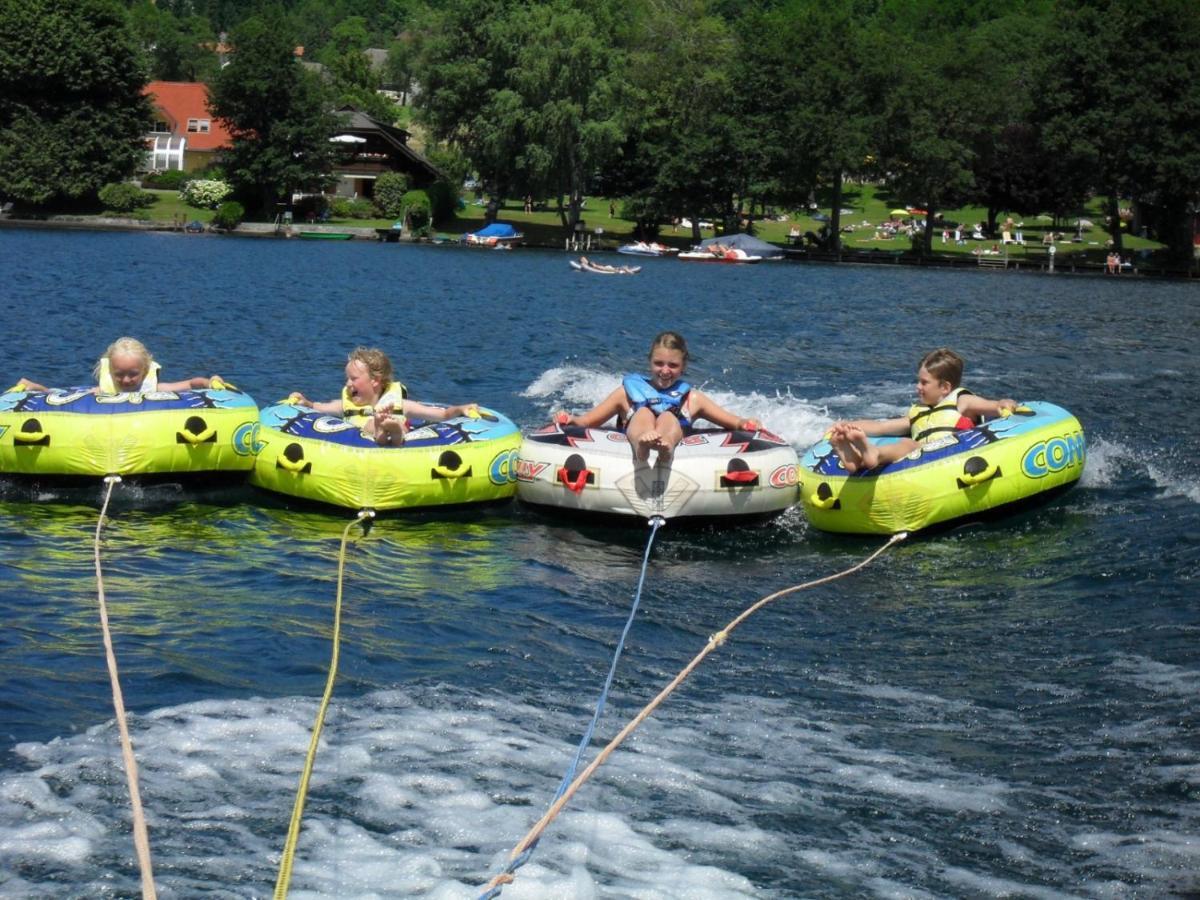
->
[0,227,1197,897]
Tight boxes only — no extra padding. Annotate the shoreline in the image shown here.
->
[2,214,1194,278]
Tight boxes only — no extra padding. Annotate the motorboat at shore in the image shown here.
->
[617,241,680,257]
[462,222,524,247]
[678,249,763,264]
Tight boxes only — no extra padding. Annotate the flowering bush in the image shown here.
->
[181,179,232,209]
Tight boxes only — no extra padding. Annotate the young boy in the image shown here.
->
[829,348,1017,473]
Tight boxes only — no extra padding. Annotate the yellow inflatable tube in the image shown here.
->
[799,401,1085,534]
[0,385,260,478]
[250,402,522,511]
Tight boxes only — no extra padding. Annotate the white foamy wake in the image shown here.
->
[522,366,831,450]
[1082,435,1200,503]
[1079,436,1132,489]
[2,681,1196,897]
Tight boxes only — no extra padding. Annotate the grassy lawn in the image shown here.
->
[137,189,214,224]
[136,185,1163,264]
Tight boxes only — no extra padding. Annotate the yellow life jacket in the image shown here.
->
[908,387,973,442]
[342,380,407,428]
[98,358,160,394]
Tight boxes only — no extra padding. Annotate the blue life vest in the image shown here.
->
[623,373,692,425]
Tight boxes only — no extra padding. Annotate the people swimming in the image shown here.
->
[16,336,223,394]
[288,346,477,446]
[828,347,1017,473]
[554,331,762,463]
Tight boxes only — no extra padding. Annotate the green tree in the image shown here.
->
[209,5,345,215]
[622,0,745,241]
[953,7,1065,231]
[0,0,152,208]
[412,0,517,195]
[414,0,627,229]
[129,1,219,83]
[1038,0,1200,263]
[868,4,991,256]
[324,19,396,122]
[750,0,887,250]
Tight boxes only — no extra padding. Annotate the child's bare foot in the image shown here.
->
[374,413,406,446]
[634,430,659,461]
[829,425,863,473]
[846,427,880,470]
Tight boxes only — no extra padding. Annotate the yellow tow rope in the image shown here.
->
[274,508,374,899]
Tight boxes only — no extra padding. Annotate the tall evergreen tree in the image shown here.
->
[0,0,152,209]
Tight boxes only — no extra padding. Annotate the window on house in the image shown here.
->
[187,118,211,134]
[152,120,169,133]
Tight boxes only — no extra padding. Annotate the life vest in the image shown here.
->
[623,373,692,426]
[98,358,160,394]
[908,387,974,442]
[342,380,407,428]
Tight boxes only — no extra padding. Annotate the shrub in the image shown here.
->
[181,179,232,210]
[329,197,379,220]
[142,170,189,190]
[211,200,244,230]
[424,180,456,225]
[98,182,156,214]
[373,172,411,218]
[293,194,329,221]
[400,189,431,229]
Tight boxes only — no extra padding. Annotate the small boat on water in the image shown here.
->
[569,258,641,275]
[463,222,524,247]
[297,231,355,240]
[617,241,679,257]
[678,249,763,264]
[798,401,1085,534]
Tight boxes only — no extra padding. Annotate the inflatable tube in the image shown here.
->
[799,401,1085,534]
[0,386,260,478]
[516,423,799,521]
[569,260,641,275]
[250,403,522,511]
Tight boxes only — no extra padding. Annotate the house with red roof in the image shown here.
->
[142,81,232,173]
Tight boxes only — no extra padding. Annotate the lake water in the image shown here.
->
[1,228,1197,898]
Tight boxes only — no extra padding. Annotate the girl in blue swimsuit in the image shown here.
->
[556,332,762,463]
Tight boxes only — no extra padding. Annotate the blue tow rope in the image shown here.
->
[479,515,666,899]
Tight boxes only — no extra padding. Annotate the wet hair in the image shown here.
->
[648,331,689,363]
[347,347,394,387]
[95,337,153,380]
[919,348,964,387]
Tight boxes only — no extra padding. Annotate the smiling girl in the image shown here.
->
[290,347,476,446]
[556,332,761,463]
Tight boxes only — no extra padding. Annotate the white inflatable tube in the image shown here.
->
[516,423,799,521]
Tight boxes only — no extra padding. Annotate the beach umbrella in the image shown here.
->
[890,209,908,217]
